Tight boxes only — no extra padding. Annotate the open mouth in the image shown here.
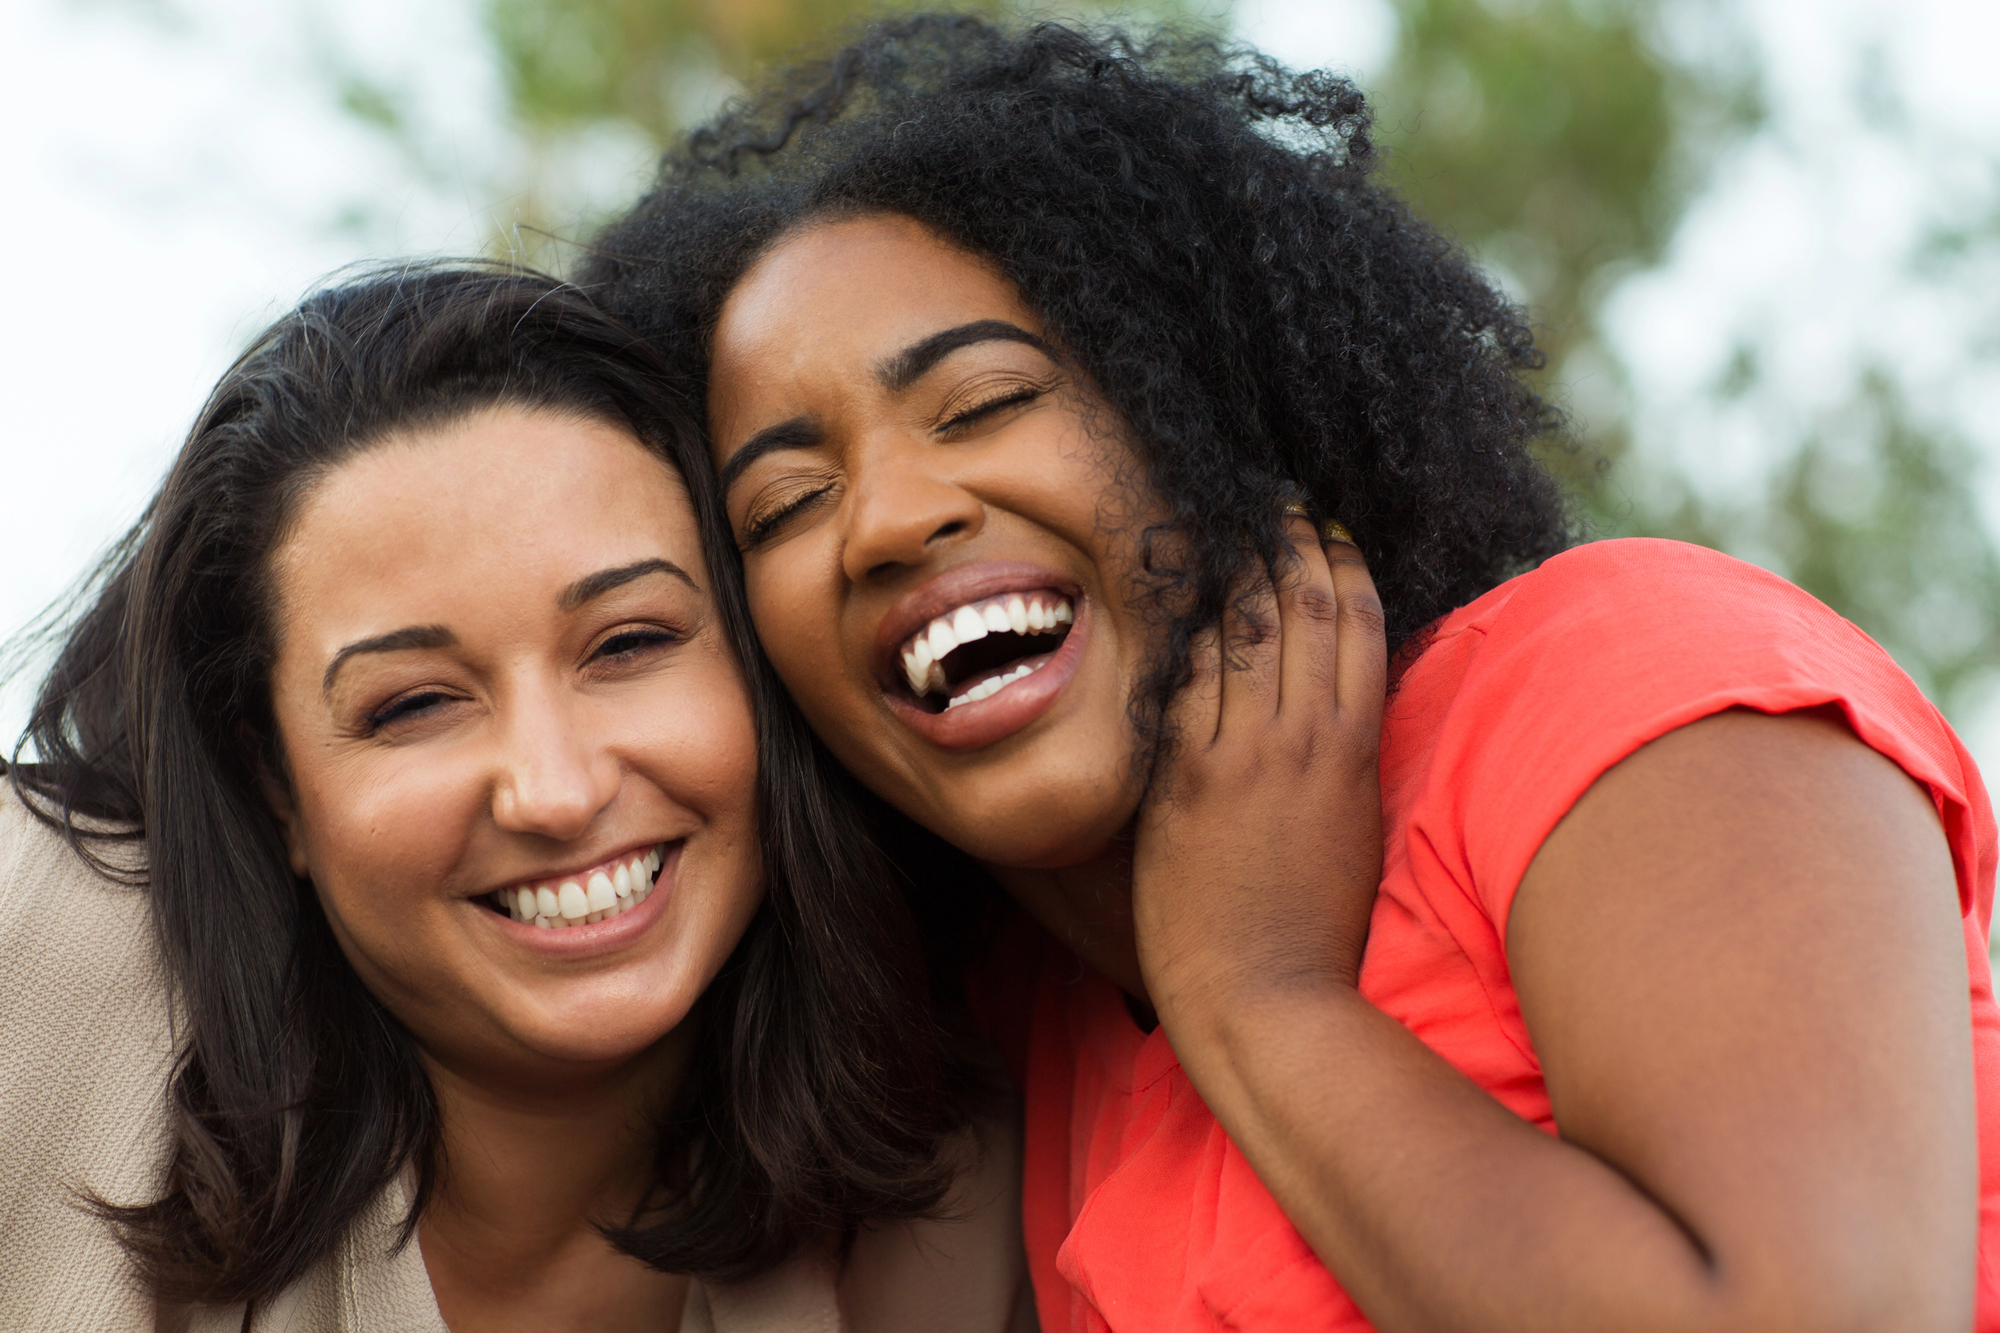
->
[480,843,670,929]
[894,591,1074,713]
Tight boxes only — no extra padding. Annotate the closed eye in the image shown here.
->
[939,386,1043,435]
[742,482,837,550]
[594,627,681,659]
[364,690,453,732]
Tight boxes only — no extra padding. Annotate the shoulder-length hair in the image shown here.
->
[7,263,962,1305]
[584,15,1574,760]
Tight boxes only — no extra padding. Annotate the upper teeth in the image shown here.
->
[490,844,665,929]
[899,593,1073,698]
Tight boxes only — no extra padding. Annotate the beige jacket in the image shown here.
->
[0,786,1035,1332]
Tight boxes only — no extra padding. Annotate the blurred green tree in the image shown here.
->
[1366,0,1999,720]
[469,0,1200,262]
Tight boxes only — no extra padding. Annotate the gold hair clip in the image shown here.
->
[1281,500,1354,545]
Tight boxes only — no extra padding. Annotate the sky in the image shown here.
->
[2,0,1996,775]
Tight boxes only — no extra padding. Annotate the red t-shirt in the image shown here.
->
[987,539,2000,1333]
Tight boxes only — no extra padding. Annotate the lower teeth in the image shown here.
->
[945,660,1042,710]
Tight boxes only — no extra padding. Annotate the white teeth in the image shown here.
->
[944,660,1043,710]
[950,605,987,643]
[898,594,1074,700]
[499,851,667,929]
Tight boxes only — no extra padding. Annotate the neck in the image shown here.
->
[987,831,1151,1006]
[416,1029,692,1332]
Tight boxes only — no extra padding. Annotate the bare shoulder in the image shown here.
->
[1508,707,1977,1326]
[1512,706,1959,966]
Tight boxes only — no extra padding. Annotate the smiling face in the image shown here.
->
[265,406,762,1083]
[709,213,1162,871]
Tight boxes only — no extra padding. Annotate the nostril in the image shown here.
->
[931,520,968,540]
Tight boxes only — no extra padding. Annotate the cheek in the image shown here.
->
[292,768,475,990]
[299,757,473,885]
[745,562,863,729]
[630,661,762,826]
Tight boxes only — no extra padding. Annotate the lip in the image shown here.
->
[475,841,682,958]
[872,559,1081,686]
[883,593,1089,751]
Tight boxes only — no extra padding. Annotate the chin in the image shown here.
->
[506,986,698,1066]
[530,1016,686,1067]
[935,784,1138,871]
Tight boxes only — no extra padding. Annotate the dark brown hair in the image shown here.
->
[7,262,964,1304]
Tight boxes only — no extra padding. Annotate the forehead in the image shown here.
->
[271,406,701,630]
[713,214,1043,381]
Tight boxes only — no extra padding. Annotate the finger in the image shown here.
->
[1217,558,1284,732]
[1164,618,1225,754]
[1323,531,1388,720]
[1275,512,1342,718]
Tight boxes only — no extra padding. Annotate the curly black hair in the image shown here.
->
[584,13,1572,746]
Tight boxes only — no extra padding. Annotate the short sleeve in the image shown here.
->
[1408,538,1997,945]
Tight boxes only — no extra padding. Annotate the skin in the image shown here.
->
[709,213,1980,1331]
[262,406,763,1333]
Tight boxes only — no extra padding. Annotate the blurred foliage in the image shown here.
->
[487,0,1011,137]
[1368,0,1999,719]
[1366,0,1749,519]
[474,0,1202,261]
[1759,373,2000,708]
[334,0,1998,720]
[1371,0,1725,374]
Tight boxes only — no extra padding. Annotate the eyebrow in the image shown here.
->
[876,319,1056,393]
[318,560,695,698]
[558,558,697,610]
[322,625,455,698]
[717,416,823,495]
[716,319,1057,495]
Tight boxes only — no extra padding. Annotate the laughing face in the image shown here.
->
[264,406,763,1082]
[709,213,1162,871]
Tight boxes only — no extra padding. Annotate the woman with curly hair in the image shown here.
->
[587,16,1999,1332]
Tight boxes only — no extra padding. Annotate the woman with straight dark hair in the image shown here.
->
[588,16,2000,1333]
[0,263,1032,1331]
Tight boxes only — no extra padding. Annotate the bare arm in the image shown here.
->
[1135,528,1979,1333]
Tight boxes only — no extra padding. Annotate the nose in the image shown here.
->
[840,436,984,583]
[489,683,621,842]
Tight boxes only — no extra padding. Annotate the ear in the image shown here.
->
[255,754,312,879]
